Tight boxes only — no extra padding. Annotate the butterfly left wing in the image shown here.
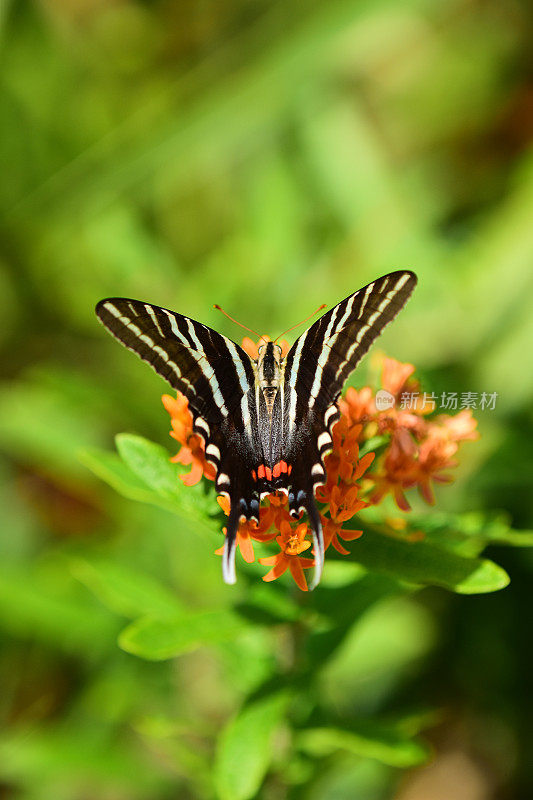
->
[282,270,417,588]
[95,298,263,583]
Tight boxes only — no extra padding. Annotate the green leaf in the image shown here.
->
[116,433,217,525]
[307,574,401,665]
[342,531,509,594]
[115,433,186,498]
[363,507,533,557]
[296,724,430,768]
[79,446,175,510]
[215,691,289,800]
[358,435,389,457]
[80,435,218,537]
[71,559,183,619]
[410,510,533,552]
[118,610,246,660]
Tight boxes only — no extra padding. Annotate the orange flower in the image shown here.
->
[369,427,419,511]
[321,419,372,489]
[367,381,479,510]
[259,521,315,591]
[439,409,479,442]
[381,356,417,398]
[410,409,479,504]
[323,517,363,555]
[329,484,369,523]
[162,393,215,485]
[339,386,375,425]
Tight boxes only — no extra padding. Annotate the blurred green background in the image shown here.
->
[1,0,533,798]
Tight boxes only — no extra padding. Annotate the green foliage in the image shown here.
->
[71,431,527,797]
[119,611,247,661]
[215,691,290,800]
[334,526,510,594]
[81,434,217,531]
[1,0,533,797]
[296,724,429,768]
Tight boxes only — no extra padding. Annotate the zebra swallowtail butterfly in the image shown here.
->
[96,270,417,589]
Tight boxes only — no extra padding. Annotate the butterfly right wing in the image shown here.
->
[96,298,263,582]
[280,270,418,589]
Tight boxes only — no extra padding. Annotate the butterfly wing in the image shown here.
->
[282,270,417,588]
[95,298,262,583]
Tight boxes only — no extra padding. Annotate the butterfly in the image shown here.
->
[96,270,417,589]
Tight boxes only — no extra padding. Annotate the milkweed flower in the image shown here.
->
[161,393,215,485]
[163,344,479,590]
[259,521,315,591]
[342,358,479,511]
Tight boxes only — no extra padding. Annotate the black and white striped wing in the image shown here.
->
[285,271,417,415]
[96,298,261,583]
[96,298,253,423]
[281,270,417,587]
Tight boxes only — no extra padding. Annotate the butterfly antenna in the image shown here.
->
[213,305,263,339]
[274,303,327,343]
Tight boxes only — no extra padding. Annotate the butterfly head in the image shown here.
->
[257,341,283,388]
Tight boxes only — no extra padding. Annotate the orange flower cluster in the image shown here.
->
[340,357,479,511]
[162,343,478,590]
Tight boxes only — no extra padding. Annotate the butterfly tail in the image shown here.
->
[222,500,240,585]
[306,497,324,591]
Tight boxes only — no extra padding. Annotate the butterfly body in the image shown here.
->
[257,340,283,416]
[96,270,417,589]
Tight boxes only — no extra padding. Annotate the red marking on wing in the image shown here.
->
[259,462,291,482]
[272,460,289,478]
[251,469,257,481]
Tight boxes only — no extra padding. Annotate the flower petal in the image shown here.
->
[289,559,309,591]
[332,539,350,555]
[340,528,363,541]
[237,531,255,563]
[180,460,204,486]
[393,486,411,512]
[261,556,289,582]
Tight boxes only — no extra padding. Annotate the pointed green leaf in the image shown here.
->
[361,507,533,557]
[116,434,217,529]
[115,433,186,498]
[80,436,219,537]
[343,531,509,594]
[409,510,533,552]
[215,691,289,800]
[296,724,430,768]
[79,446,177,511]
[118,610,246,660]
